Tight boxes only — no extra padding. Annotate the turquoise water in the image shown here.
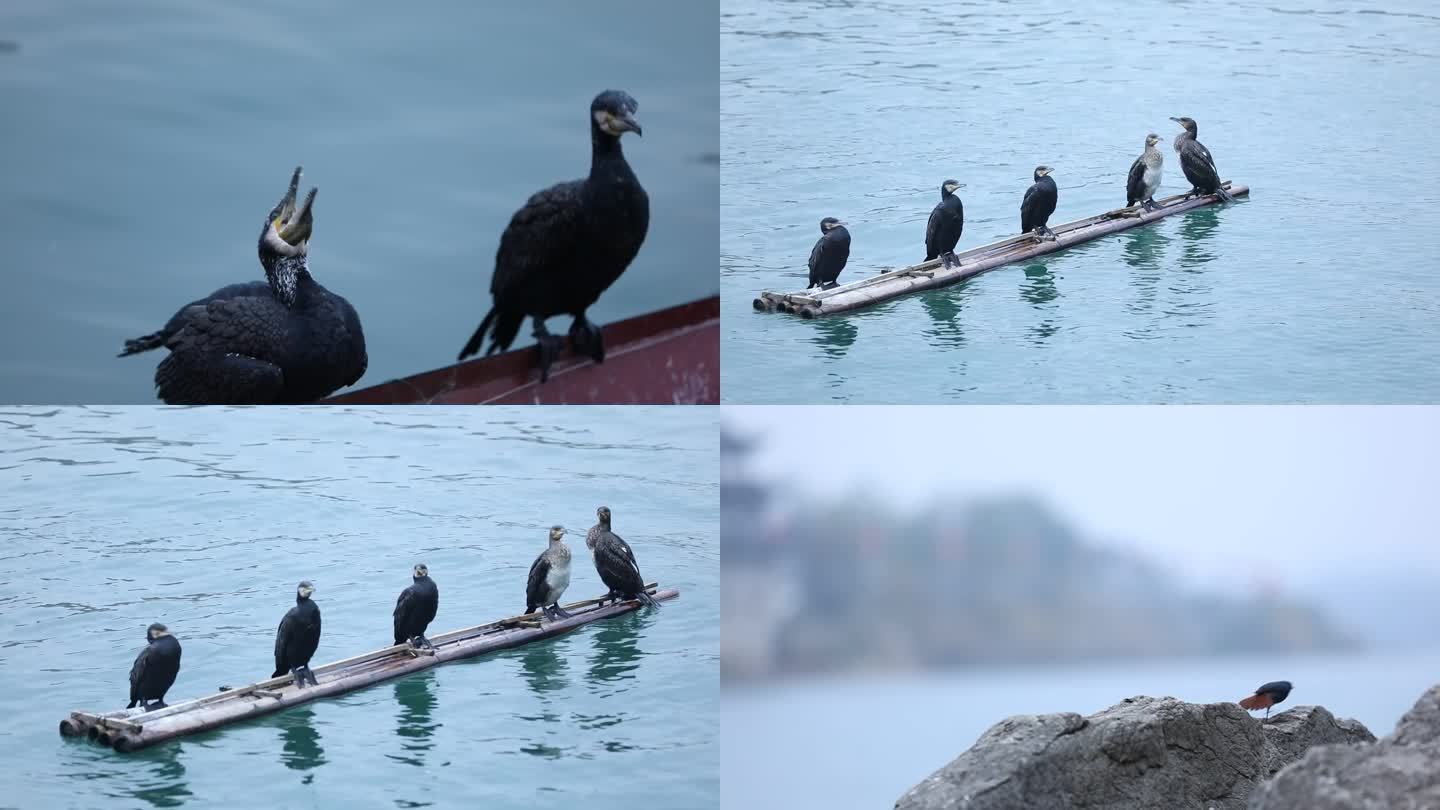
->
[721,0,1440,403]
[722,649,1440,809]
[0,0,718,404]
[0,407,718,809]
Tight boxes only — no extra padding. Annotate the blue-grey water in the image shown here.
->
[0,0,718,404]
[721,0,1440,403]
[722,649,1440,809]
[0,406,718,809]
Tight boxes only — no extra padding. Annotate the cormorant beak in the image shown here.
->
[277,185,317,245]
[616,111,642,137]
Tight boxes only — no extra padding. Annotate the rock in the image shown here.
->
[1249,684,1440,810]
[895,696,1374,810]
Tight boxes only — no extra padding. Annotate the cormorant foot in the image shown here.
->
[418,634,435,650]
[304,667,318,687]
[534,332,565,383]
[569,317,606,365]
[942,252,960,269]
[145,700,167,712]
[551,604,573,619]
[291,667,307,689]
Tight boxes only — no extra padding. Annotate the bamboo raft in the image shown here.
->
[754,182,1248,318]
[59,584,677,752]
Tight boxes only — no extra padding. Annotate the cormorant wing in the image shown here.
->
[611,530,639,572]
[337,297,368,387]
[525,552,550,608]
[925,204,943,257]
[128,645,148,704]
[597,537,643,591]
[808,235,828,287]
[1126,156,1146,204]
[157,296,293,403]
[491,179,587,298]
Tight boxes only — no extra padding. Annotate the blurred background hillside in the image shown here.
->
[721,407,1440,809]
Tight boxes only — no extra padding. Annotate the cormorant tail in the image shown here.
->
[637,590,661,609]
[1215,186,1236,203]
[458,309,497,361]
[272,667,284,679]
[119,331,166,357]
[126,699,138,709]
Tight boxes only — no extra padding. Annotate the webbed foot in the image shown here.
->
[533,322,565,383]
[569,315,605,364]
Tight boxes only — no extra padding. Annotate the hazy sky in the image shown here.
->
[725,406,1440,589]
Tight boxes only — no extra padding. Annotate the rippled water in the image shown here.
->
[0,0,719,404]
[0,407,718,809]
[721,0,1440,403]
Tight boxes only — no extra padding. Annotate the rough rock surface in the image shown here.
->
[1249,683,1440,810]
[895,696,1374,810]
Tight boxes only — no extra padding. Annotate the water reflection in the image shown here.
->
[127,742,190,808]
[390,672,440,767]
[1122,227,1169,318]
[1019,262,1059,345]
[588,613,646,685]
[1177,206,1222,269]
[809,316,859,358]
[520,640,569,695]
[278,706,326,778]
[920,283,974,348]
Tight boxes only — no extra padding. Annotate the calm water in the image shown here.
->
[721,0,1440,403]
[0,1,719,404]
[0,407,718,809]
[722,649,1440,809]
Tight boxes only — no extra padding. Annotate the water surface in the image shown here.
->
[721,0,1440,402]
[0,406,718,809]
[0,0,718,403]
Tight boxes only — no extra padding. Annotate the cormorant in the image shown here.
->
[1126,133,1164,212]
[525,526,573,621]
[273,581,321,688]
[924,180,965,268]
[393,563,439,650]
[457,90,649,383]
[1170,116,1234,202]
[587,505,636,605]
[118,167,367,403]
[1020,166,1058,241]
[127,623,181,712]
[807,217,850,289]
[588,506,659,609]
[1239,680,1293,722]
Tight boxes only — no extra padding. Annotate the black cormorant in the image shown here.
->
[1170,117,1234,202]
[525,526,573,621]
[457,90,649,382]
[127,623,181,711]
[586,505,635,604]
[924,180,966,268]
[1126,133,1164,212]
[273,581,321,688]
[588,507,659,609]
[1020,166,1058,241]
[393,563,439,650]
[118,167,367,403]
[807,217,850,289]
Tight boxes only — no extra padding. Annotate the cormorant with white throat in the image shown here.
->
[925,180,965,268]
[273,580,321,688]
[1126,133,1164,212]
[393,564,439,650]
[525,526,573,621]
[807,217,850,289]
[119,167,367,403]
[127,623,182,711]
[1020,166,1058,241]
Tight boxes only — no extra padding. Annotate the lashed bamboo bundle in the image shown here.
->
[60,584,677,752]
[755,182,1248,317]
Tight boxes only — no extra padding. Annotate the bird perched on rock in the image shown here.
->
[1239,680,1292,722]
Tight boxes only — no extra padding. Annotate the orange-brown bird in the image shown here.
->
[1238,680,1293,722]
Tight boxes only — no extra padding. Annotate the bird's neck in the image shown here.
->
[590,128,630,178]
[266,255,313,308]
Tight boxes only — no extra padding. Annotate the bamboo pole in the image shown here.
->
[60,585,675,752]
[754,182,1249,317]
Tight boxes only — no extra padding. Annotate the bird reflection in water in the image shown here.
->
[390,672,440,767]
[1177,206,1222,270]
[1019,262,1059,345]
[126,742,192,809]
[520,640,569,696]
[807,315,858,359]
[920,282,976,349]
[588,612,647,686]
[277,706,326,779]
[1122,226,1169,318]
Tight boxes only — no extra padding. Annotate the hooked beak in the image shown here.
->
[616,111,642,137]
[275,167,317,245]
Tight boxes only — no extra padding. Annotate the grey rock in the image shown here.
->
[1249,683,1440,810]
[895,696,1373,810]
